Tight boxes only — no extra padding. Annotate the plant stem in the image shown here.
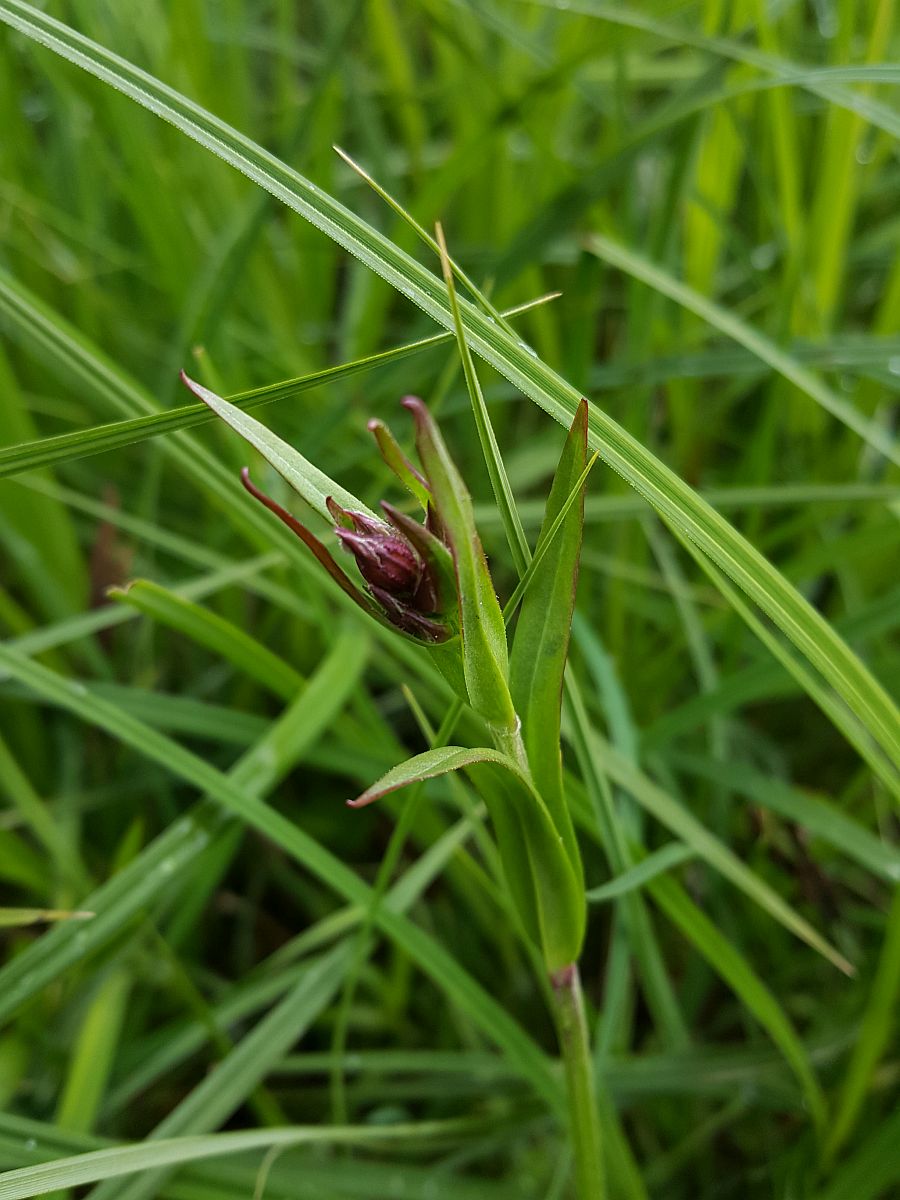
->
[491,717,529,773]
[551,962,605,1200]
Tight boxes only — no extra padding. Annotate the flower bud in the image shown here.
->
[335,528,422,597]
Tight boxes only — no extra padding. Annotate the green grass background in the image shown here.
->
[0,1,898,1196]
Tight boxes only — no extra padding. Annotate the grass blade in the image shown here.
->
[586,845,695,905]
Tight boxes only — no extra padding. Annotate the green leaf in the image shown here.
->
[0,295,550,482]
[403,398,515,732]
[435,222,531,576]
[669,753,900,885]
[0,1118,479,1200]
[510,400,588,879]
[179,372,373,524]
[109,580,303,701]
[825,887,900,1161]
[0,630,369,1027]
[367,418,432,511]
[586,844,695,904]
[55,969,130,1135]
[0,909,93,928]
[351,746,585,970]
[818,1106,900,1200]
[0,642,561,1109]
[88,945,355,1200]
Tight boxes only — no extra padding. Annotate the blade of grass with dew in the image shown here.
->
[0,294,553,481]
[334,144,520,340]
[0,1119,485,1200]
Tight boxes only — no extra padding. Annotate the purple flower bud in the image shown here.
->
[369,587,449,642]
[335,527,422,597]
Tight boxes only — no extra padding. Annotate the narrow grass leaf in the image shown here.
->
[0,631,367,1026]
[0,296,550,481]
[587,845,695,904]
[0,1120,480,1200]
[825,887,900,1161]
[669,753,900,885]
[0,909,93,928]
[0,643,561,1108]
[109,581,303,702]
[583,232,900,468]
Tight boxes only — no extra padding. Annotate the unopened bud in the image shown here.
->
[335,528,422,597]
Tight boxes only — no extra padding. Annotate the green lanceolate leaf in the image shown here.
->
[510,400,587,881]
[350,746,584,970]
[179,372,375,524]
[403,398,515,732]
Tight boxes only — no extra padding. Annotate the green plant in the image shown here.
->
[1,3,899,1199]
[183,369,600,1187]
